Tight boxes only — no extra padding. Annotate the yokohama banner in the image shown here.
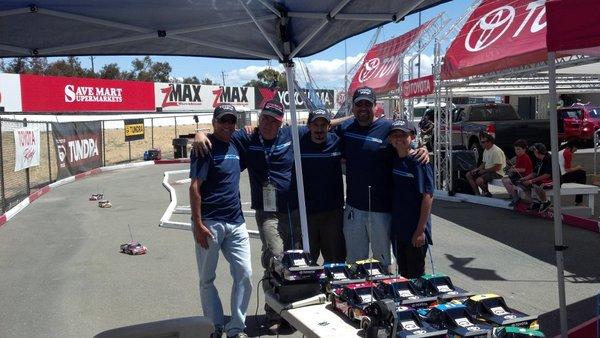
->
[52,122,103,179]
[348,19,433,95]
[442,0,548,80]
[402,75,435,98]
[21,74,155,112]
[254,87,335,110]
[13,127,40,171]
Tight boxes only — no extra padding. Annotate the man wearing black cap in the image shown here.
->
[335,86,428,269]
[190,104,251,338]
[292,108,346,263]
[388,119,434,278]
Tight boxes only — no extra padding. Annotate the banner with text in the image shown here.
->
[402,75,435,98]
[154,83,254,111]
[20,74,155,112]
[0,73,22,112]
[254,87,335,111]
[51,122,103,179]
[124,119,145,141]
[13,127,40,171]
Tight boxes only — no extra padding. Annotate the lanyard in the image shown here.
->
[259,133,278,182]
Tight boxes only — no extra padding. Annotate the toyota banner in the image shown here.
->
[52,122,103,179]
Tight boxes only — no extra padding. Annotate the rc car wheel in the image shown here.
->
[348,309,354,321]
[360,317,371,330]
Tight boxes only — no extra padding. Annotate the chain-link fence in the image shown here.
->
[0,113,244,213]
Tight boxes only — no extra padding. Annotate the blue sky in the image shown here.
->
[76,0,471,90]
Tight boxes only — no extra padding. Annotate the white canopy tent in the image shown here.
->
[0,0,452,252]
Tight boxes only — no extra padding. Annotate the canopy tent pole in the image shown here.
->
[548,51,568,338]
[284,62,311,253]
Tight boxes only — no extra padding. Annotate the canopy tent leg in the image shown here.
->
[284,62,311,253]
[548,51,568,338]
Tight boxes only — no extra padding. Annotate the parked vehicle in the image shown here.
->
[557,103,600,146]
[450,103,550,160]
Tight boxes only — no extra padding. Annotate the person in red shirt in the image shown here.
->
[559,140,587,205]
[502,139,533,207]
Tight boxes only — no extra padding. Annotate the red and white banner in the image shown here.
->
[546,0,600,56]
[349,19,433,95]
[14,127,40,171]
[155,83,255,111]
[20,74,155,112]
[401,75,435,98]
[442,0,548,80]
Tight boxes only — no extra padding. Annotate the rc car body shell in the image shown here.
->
[464,294,538,329]
[376,277,438,308]
[422,303,493,338]
[350,259,389,280]
[332,281,379,323]
[89,193,103,201]
[120,241,147,255]
[271,250,323,283]
[413,273,474,301]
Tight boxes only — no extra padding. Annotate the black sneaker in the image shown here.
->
[539,201,552,212]
[211,328,223,338]
[527,202,541,211]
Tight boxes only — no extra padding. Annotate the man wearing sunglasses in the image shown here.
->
[466,133,506,197]
[335,86,429,271]
[190,104,251,338]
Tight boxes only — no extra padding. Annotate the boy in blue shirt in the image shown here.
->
[388,119,434,278]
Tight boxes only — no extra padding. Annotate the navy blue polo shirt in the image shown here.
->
[335,117,394,212]
[290,132,344,213]
[190,134,244,224]
[232,126,308,212]
[391,154,434,244]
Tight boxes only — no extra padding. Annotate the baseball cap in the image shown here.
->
[213,104,237,121]
[308,108,331,123]
[261,100,285,122]
[389,119,417,135]
[352,86,376,104]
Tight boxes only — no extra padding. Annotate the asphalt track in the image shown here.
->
[0,163,599,337]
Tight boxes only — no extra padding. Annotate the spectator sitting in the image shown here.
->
[466,133,506,197]
[502,139,533,207]
[559,140,587,206]
[520,143,553,212]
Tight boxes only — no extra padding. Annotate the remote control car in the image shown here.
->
[464,294,538,329]
[271,250,323,283]
[143,148,161,161]
[120,241,147,255]
[98,200,112,208]
[422,303,493,337]
[349,259,389,280]
[322,263,365,293]
[364,299,447,338]
[413,273,473,301]
[494,327,545,337]
[331,281,379,326]
[376,277,437,308]
[89,193,104,201]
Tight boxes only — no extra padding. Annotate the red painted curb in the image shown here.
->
[29,186,50,203]
[0,214,7,228]
[514,202,600,233]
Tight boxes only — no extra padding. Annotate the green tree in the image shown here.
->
[27,57,48,74]
[244,68,286,89]
[4,58,29,74]
[45,57,86,77]
[129,56,172,82]
[182,76,200,84]
[200,77,214,85]
[99,63,126,79]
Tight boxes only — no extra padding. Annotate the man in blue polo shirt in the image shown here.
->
[336,86,428,269]
[388,119,434,278]
[190,104,251,338]
[292,108,346,263]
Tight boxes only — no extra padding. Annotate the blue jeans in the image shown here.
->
[194,220,252,336]
[343,204,392,267]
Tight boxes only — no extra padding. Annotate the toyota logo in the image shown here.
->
[466,6,515,52]
[358,57,380,83]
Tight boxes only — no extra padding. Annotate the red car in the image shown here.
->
[120,241,147,255]
[558,103,600,144]
[330,281,379,328]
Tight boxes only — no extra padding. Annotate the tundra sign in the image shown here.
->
[52,122,103,179]
[13,127,40,171]
[401,75,435,98]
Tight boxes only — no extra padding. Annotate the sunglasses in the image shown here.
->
[354,101,373,108]
[218,116,237,124]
